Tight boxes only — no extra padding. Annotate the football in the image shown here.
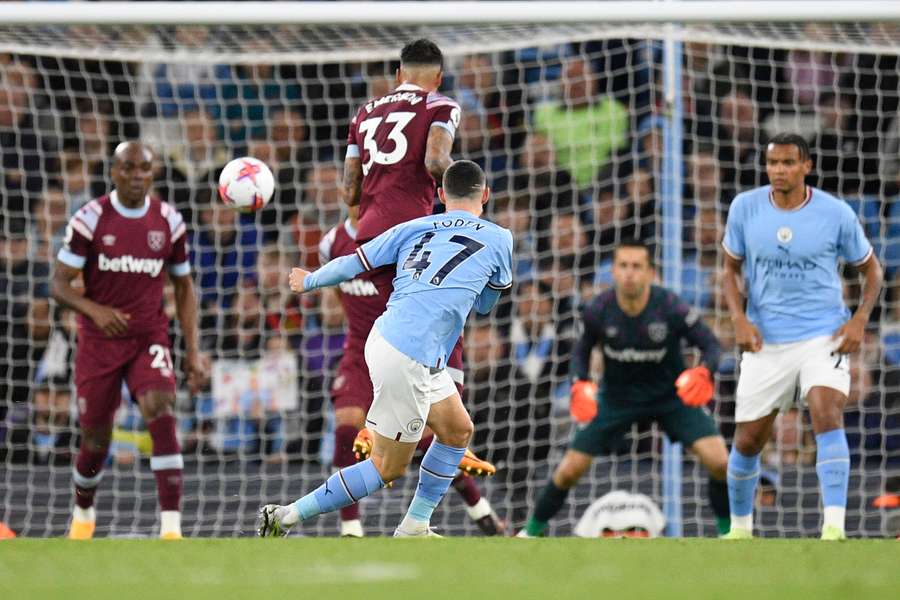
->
[218,156,275,212]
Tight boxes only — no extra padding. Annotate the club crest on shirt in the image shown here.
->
[648,322,668,343]
[102,234,116,246]
[777,226,793,244]
[605,326,618,338]
[147,230,166,252]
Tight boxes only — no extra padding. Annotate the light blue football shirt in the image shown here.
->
[306,210,513,368]
[723,185,873,344]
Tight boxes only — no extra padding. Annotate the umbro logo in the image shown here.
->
[102,234,116,246]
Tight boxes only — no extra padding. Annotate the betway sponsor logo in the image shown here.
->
[603,346,667,363]
[98,253,164,277]
[339,279,379,297]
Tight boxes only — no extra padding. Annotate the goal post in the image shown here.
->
[2,1,900,539]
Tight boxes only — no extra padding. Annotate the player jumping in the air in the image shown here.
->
[519,238,731,537]
[335,38,501,536]
[721,133,883,540]
[52,141,207,539]
[259,161,512,538]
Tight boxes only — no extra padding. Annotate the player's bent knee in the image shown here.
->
[733,431,766,457]
[138,390,175,421]
[441,417,473,449]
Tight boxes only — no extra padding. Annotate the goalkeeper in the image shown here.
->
[521,239,730,537]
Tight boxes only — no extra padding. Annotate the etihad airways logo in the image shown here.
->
[98,253,164,277]
[339,279,379,297]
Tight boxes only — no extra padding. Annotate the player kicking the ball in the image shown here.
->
[259,160,512,538]
[721,133,882,540]
[333,37,501,536]
[520,238,732,537]
[52,142,207,539]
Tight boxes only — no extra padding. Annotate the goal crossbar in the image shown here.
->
[1,1,899,25]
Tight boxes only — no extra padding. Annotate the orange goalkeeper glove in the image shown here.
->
[675,366,714,407]
[570,380,598,424]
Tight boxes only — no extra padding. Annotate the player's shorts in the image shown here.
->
[734,334,850,423]
[332,337,464,412]
[363,325,458,443]
[570,397,720,456]
[74,330,176,429]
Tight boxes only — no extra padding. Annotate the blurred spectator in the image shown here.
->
[507,132,578,220]
[30,307,77,464]
[464,319,544,526]
[809,91,871,195]
[538,211,593,323]
[255,244,303,348]
[218,281,265,360]
[154,107,230,219]
[783,24,851,109]
[30,185,70,262]
[633,114,665,177]
[681,205,722,310]
[1,57,50,214]
[295,288,346,459]
[220,42,302,144]
[61,100,113,179]
[291,162,343,269]
[138,26,231,119]
[510,279,575,407]
[685,146,724,207]
[456,108,506,175]
[0,220,50,411]
[715,87,765,196]
[620,165,658,244]
[191,199,259,342]
[490,194,536,282]
[533,56,629,192]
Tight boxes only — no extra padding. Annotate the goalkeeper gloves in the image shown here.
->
[675,366,714,407]
[570,380,598,424]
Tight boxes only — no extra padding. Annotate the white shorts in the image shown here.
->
[735,335,850,423]
[363,326,458,443]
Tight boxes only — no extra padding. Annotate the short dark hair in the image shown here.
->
[443,160,485,200]
[400,38,443,68]
[614,237,654,267]
[767,132,810,162]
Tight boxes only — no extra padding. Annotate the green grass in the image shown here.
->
[2,538,898,599]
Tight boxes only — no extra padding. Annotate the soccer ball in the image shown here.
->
[218,157,275,212]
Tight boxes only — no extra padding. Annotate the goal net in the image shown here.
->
[2,2,899,538]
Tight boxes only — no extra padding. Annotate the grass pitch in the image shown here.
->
[2,538,897,599]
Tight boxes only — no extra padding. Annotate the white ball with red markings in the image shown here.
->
[218,157,274,212]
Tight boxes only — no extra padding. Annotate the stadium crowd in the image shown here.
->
[1,32,899,527]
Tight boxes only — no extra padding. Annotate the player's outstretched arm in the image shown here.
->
[51,261,130,336]
[171,273,208,394]
[424,126,454,182]
[342,156,363,207]
[834,254,883,354]
[722,253,762,352]
[289,254,365,294]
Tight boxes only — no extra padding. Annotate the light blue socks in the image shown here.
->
[293,458,385,520]
[727,447,761,531]
[816,428,849,530]
[404,441,466,526]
